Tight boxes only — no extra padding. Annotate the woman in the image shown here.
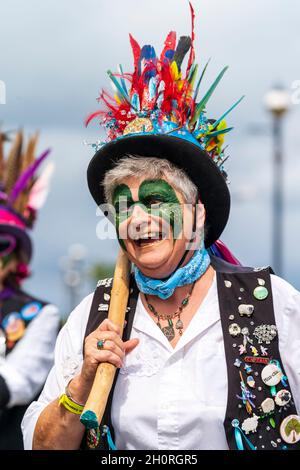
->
[0,130,59,449]
[22,9,300,450]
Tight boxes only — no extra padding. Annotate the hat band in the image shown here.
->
[0,207,26,230]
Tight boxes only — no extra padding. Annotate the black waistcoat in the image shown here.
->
[81,256,300,450]
[0,288,48,450]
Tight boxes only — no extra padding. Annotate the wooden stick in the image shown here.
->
[80,249,131,430]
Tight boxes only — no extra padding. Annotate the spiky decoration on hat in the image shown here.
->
[86,2,243,176]
[0,130,52,228]
[0,130,53,271]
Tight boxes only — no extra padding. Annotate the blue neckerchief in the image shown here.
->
[134,245,211,299]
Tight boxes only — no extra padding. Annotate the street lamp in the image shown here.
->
[264,86,290,276]
[59,243,88,313]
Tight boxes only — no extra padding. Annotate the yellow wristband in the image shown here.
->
[59,393,84,415]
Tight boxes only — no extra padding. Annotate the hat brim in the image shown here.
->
[87,134,230,248]
[0,224,32,262]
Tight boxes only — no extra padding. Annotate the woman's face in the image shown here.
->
[112,177,205,278]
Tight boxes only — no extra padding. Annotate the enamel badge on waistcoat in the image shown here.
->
[0,293,44,355]
[217,268,300,450]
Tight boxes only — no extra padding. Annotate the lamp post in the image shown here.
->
[59,243,88,312]
[264,86,290,276]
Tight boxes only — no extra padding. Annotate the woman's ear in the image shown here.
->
[188,200,206,250]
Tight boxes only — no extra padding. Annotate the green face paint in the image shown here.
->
[138,180,183,239]
[112,179,183,248]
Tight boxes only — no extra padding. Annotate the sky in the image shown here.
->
[0,0,299,315]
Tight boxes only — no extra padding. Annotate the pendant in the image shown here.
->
[162,325,175,342]
[175,319,183,335]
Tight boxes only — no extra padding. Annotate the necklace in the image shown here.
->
[145,281,196,342]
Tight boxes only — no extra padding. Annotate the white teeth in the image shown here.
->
[134,231,164,241]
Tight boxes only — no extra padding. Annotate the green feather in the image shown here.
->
[118,64,129,98]
[190,66,229,125]
[107,70,131,105]
[210,95,245,130]
[205,127,233,140]
[187,63,198,87]
[193,58,211,102]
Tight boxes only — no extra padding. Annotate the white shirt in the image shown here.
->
[22,273,300,450]
[0,304,60,407]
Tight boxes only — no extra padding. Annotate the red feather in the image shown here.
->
[129,34,141,74]
[160,31,177,62]
[186,2,196,77]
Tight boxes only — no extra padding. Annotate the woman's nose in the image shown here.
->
[129,204,149,232]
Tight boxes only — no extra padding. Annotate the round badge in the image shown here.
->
[280,415,300,444]
[275,389,292,407]
[261,363,283,387]
[253,286,269,300]
[228,323,241,337]
[2,313,25,342]
[20,302,42,321]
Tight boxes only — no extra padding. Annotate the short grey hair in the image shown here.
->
[103,155,198,205]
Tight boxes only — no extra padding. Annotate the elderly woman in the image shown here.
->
[22,14,300,451]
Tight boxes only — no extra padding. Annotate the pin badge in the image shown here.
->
[260,398,275,415]
[253,286,269,300]
[250,346,259,357]
[20,301,42,321]
[253,324,277,344]
[247,376,256,388]
[260,346,268,356]
[261,363,283,387]
[280,415,300,444]
[244,356,269,365]
[238,304,254,317]
[275,390,292,407]
[234,359,242,368]
[241,415,259,435]
[244,364,252,374]
[229,323,241,337]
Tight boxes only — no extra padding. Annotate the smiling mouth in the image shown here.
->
[132,231,167,247]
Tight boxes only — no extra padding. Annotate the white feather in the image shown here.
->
[28,162,55,210]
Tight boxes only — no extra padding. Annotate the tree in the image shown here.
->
[285,418,300,443]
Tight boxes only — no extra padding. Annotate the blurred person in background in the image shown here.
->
[0,130,60,449]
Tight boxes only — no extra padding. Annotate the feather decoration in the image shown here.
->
[21,132,39,176]
[129,34,141,73]
[186,2,195,78]
[118,64,129,98]
[206,127,233,139]
[28,161,55,210]
[173,36,191,71]
[190,66,229,125]
[5,130,23,194]
[9,148,51,203]
[210,95,245,131]
[107,70,131,105]
[138,45,157,80]
[160,31,176,63]
[193,58,211,102]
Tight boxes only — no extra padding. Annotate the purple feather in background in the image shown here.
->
[9,149,51,203]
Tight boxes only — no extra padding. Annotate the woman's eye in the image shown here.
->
[150,202,162,209]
